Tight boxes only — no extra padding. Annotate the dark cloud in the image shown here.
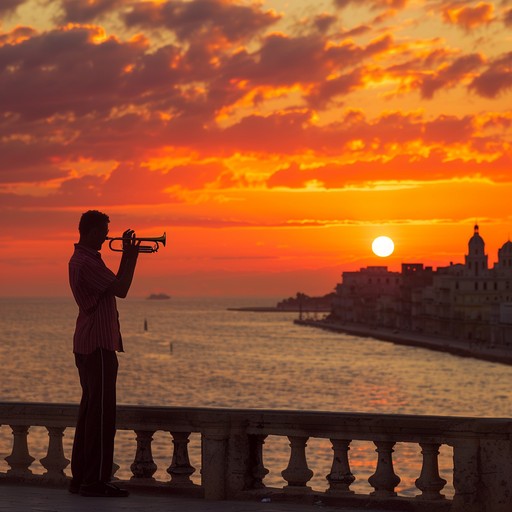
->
[423,115,475,144]
[0,161,235,208]
[306,35,394,106]
[250,33,332,86]
[59,0,126,23]
[307,68,364,108]
[123,0,280,43]
[0,26,185,120]
[419,53,485,98]
[0,5,280,125]
[220,111,314,154]
[0,0,25,16]
[0,164,67,184]
[503,7,512,27]
[470,51,512,98]
[342,24,372,37]
[0,7,483,139]
[0,120,76,181]
[313,13,338,33]
[211,110,419,156]
[232,32,394,99]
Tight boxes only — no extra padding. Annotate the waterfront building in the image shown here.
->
[333,266,401,327]
[331,225,512,349]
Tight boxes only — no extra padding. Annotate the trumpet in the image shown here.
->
[106,233,166,253]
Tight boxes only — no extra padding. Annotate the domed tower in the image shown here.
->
[464,224,488,277]
[497,240,512,272]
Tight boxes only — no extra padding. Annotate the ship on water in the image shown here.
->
[146,293,171,300]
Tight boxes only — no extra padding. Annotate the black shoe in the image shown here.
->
[79,481,129,497]
[68,479,81,494]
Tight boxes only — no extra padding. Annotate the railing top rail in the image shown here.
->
[0,401,510,440]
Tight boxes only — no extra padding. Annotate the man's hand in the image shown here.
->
[122,229,140,257]
[109,229,140,298]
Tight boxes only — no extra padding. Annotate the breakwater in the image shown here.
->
[295,319,512,366]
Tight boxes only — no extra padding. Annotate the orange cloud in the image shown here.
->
[0,26,35,45]
[334,0,408,10]
[266,152,512,189]
[0,160,242,209]
[3,105,511,194]
[442,2,495,30]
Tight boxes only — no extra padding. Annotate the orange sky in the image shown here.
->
[1,0,512,297]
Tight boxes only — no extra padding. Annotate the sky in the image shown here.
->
[1,0,512,298]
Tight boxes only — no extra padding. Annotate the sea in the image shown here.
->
[1,296,511,497]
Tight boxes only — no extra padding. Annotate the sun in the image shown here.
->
[372,236,395,257]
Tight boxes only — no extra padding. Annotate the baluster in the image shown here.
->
[40,427,69,483]
[5,425,35,478]
[326,439,355,494]
[281,436,313,491]
[130,430,157,480]
[167,431,195,486]
[249,434,269,488]
[368,441,401,497]
[111,461,120,480]
[415,442,447,500]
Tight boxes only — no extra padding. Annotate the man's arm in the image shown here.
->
[108,230,140,298]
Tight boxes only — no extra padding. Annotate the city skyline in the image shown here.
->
[1,1,512,297]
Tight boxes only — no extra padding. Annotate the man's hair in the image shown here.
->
[78,210,110,235]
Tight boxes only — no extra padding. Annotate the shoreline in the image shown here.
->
[295,319,512,366]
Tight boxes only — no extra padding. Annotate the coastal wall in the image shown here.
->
[0,402,511,512]
[295,319,512,366]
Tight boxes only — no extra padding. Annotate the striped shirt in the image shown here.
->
[69,244,123,354]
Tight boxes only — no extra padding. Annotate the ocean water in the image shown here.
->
[0,296,511,497]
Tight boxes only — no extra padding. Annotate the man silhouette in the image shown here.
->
[68,210,139,497]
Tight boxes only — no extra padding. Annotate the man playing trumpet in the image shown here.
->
[68,210,140,498]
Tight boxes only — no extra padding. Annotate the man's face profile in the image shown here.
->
[90,223,109,251]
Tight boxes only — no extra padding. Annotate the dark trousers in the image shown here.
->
[71,348,118,485]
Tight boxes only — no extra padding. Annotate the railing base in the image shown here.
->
[234,487,452,512]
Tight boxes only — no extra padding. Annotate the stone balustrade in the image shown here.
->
[0,402,511,512]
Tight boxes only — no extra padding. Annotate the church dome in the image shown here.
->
[468,224,484,252]
[498,239,512,268]
[500,240,512,253]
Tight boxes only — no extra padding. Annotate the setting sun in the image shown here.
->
[372,236,395,258]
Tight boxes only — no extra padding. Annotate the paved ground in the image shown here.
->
[0,485,387,512]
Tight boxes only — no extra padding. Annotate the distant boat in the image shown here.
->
[146,293,171,300]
